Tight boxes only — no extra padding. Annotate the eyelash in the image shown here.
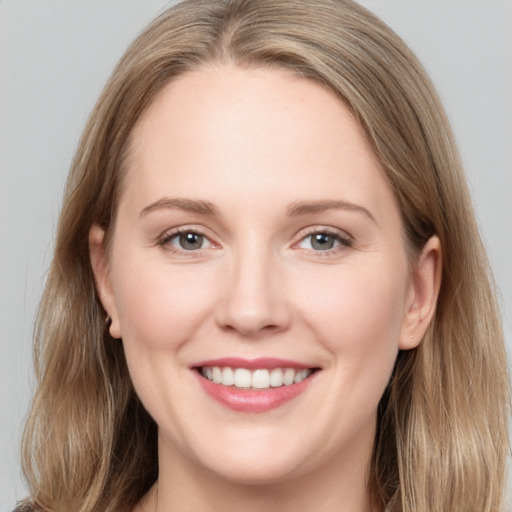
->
[157,227,353,257]
[295,227,353,257]
[158,227,214,256]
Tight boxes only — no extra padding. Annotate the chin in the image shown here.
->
[198,431,321,486]
[205,456,306,486]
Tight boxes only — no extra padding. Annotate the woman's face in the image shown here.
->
[91,66,436,486]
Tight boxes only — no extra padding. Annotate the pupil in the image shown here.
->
[312,233,334,250]
[179,232,203,250]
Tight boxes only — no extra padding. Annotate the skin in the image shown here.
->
[90,65,441,512]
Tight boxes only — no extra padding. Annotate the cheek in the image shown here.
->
[111,256,217,350]
[299,261,406,342]
[109,254,219,432]
[299,262,407,435]
[294,259,407,400]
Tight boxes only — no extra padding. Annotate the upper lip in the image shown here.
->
[192,357,316,370]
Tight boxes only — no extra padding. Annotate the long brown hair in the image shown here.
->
[20,1,509,511]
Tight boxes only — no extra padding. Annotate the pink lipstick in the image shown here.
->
[192,358,318,413]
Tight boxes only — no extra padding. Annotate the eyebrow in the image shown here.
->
[286,199,376,223]
[139,197,218,217]
[139,197,376,223]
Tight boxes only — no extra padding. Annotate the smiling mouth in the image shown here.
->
[196,366,318,390]
[193,359,320,412]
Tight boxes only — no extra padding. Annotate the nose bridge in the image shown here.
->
[216,239,289,336]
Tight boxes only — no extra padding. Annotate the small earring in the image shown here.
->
[409,332,414,339]
[105,315,112,326]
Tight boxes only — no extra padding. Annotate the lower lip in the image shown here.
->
[194,371,316,413]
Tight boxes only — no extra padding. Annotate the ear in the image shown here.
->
[89,224,122,339]
[399,235,442,350]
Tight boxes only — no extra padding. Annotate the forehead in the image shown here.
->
[121,65,398,225]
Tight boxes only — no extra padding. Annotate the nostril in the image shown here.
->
[219,320,286,337]
[215,294,291,335]
[213,262,291,336]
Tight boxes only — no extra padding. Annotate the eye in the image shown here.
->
[160,230,211,251]
[296,230,352,253]
[307,232,338,251]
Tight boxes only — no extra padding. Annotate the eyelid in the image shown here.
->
[293,226,354,254]
[156,224,353,256]
[158,226,219,254]
[296,225,353,241]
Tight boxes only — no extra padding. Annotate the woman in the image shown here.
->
[17,0,510,511]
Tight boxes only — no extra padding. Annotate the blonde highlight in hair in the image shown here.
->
[20,1,509,511]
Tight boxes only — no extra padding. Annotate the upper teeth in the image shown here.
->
[201,367,312,389]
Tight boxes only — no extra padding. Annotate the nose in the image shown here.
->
[214,245,291,338]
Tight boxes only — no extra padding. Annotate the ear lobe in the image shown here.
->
[399,235,442,350]
[89,224,122,339]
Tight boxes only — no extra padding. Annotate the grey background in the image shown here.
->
[1,1,511,510]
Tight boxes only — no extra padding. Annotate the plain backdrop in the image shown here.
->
[1,1,511,510]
